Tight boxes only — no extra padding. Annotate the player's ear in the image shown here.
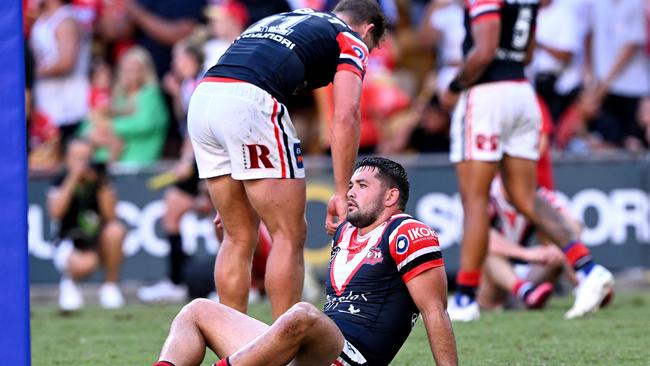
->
[384,187,400,208]
[361,23,376,49]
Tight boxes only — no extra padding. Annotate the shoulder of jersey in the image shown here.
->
[386,215,439,250]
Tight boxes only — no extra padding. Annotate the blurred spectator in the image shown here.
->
[136,40,205,304]
[202,0,249,72]
[586,0,650,150]
[530,0,583,122]
[99,0,207,79]
[30,0,91,150]
[637,97,650,146]
[419,0,464,93]
[554,91,619,154]
[81,46,169,166]
[240,0,290,25]
[48,139,126,311]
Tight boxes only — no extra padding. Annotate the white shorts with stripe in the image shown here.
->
[187,78,305,180]
[331,339,367,366]
[449,81,541,163]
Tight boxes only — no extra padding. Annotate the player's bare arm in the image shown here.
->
[453,18,501,89]
[407,267,458,366]
[325,70,363,235]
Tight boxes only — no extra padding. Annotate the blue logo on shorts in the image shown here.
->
[294,143,304,169]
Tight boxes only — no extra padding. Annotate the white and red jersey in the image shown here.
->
[489,176,567,245]
[324,214,443,366]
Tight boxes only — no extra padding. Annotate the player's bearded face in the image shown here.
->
[346,169,385,228]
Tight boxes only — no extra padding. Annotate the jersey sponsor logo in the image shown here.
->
[293,143,303,169]
[244,144,274,169]
[407,226,435,241]
[239,32,296,49]
[324,290,369,311]
[396,234,409,254]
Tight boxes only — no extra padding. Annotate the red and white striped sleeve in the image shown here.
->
[389,219,444,283]
[465,0,503,24]
[335,31,369,78]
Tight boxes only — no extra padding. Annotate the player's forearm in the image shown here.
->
[601,43,639,88]
[330,114,360,195]
[489,229,528,261]
[127,1,196,46]
[423,309,458,366]
[455,48,493,87]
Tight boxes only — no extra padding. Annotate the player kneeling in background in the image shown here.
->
[48,139,126,311]
[477,176,613,314]
[152,157,457,366]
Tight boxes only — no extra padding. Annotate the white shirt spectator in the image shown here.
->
[590,0,650,96]
[531,1,582,95]
[31,5,90,126]
[429,1,465,91]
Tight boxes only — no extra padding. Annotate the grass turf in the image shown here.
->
[32,291,650,365]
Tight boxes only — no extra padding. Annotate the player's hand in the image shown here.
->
[439,89,460,112]
[325,194,347,236]
[525,245,565,266]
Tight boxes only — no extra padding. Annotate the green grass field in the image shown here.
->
[32,291,650,365]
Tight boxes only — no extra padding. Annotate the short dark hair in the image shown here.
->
[333,0,386,47]
[354,157,410,210]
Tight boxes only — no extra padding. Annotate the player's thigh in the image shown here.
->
[244,178,307,240]
[450,84,505,164]
[500,155,537,216]
[455,160,498,205]
[526,262,562,285]
[185,299,270,357]
[205,175,258,243]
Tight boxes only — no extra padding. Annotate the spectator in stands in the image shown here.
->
[30,0,91,152]
[239,0,291,25]
[202,0,249,72]
[418,0,464,94]
[637,97,650,146]
[138,40,205,304]
[530,0,583,123]
[48,139,126,311]
[586,0,650,151]
[99,0,208,79]
[82,46,169,166]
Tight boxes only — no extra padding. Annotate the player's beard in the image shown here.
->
[347,199,384,229]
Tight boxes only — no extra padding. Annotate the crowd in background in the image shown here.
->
[24,0,650,173]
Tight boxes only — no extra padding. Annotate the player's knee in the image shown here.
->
[282,302,321,335]
[103,220,126,243]
[180,298,214,322]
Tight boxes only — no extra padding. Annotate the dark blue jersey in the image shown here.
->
[205,9,368,103]
[324,214,444,366]
[462,0,539,85]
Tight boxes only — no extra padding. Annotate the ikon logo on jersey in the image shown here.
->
[407,226,436,240]
[244,144,274,169]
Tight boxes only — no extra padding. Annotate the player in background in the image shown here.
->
[442,0,613,321]
[187,0,386,318]
[152,157,457,366]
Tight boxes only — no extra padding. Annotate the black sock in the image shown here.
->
[168,234,186,285]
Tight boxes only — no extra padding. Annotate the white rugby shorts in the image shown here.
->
[187,77,305,180]
[450,81,541,163]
